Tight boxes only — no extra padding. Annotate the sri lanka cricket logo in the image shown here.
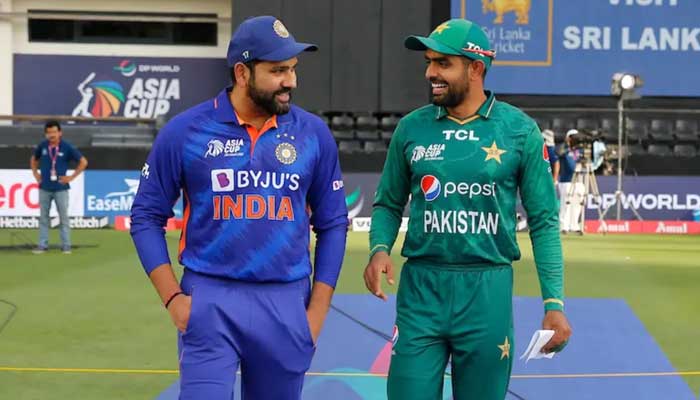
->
[482,0,531,25]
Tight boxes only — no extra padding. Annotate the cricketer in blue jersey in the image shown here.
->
[130,16,348,400]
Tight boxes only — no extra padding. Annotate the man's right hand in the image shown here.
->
[167,294,192,333]
[363,251,395,301]
[33,171,41,183]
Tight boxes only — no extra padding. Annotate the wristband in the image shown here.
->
[164,291,184,309]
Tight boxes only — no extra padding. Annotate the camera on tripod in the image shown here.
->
[566,128,600,162]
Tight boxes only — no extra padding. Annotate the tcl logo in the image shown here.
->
[0,182,39,209]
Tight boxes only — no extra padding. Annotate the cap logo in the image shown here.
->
[242,50,250,60]
[462,42,496,59]
[273,20,290,38]
[432,22,450,35]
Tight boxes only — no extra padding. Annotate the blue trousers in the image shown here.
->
[178,269,316,399]
[38,189,70,249]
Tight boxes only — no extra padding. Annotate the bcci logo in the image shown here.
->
[273,20,290,38]
[275,142,297,165]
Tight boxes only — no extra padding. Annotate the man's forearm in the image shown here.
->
[148,263,183,305]
[71,158,88,178]
[307,281,334,331]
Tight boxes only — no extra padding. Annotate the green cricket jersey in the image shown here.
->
[370,91,564,311]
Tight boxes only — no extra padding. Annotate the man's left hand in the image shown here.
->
[59,176,73,184]
[542,310,572,353]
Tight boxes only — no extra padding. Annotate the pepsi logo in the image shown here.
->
[420,175,441,201]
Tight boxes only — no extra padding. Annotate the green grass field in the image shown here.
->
[0,229,698,399]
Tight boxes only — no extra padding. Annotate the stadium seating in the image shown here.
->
[338,140,362,152]
[647,144,672,156]
[364,140,387,152]
[673,144,697,157]
[355,130,380,141]
[331,115,354,131]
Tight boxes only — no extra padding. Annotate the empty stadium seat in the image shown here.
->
[380,130,393,141]
[355,115,378,130]
[673,144,697,157]
[364,140,387,152]
[380,115,399,132]
[650,119,673,133]
[600,118,618,133]
[355,130,380,140]
[626,130,648,144]
[674,131,698,143]
[647,144,672,156]
[551,117,575,135]
[649,130,674,143]
[338,140,362,152]
[576,117,599,131]
[331,115,354,131]
[626,118,648,134]
[625,144,646,156]
[675,119,697,133]
[332,129,355,140]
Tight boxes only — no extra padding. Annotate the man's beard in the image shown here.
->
[430,78,469,108]
[249,77,292,115]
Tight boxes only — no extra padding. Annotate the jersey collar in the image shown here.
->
[435,90,496,122]
[213,86,293,126]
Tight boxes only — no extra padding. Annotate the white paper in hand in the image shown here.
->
[519,330,556,363]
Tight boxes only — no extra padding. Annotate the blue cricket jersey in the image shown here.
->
[33,140,83,191]
[131,88,348,286]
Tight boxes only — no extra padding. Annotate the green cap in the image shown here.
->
[405,18,495,69]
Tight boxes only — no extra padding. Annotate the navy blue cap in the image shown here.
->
[226,16,318,67]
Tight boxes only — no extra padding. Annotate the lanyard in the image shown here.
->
[48,143,59,173]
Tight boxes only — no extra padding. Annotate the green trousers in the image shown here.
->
[387,262,514,400]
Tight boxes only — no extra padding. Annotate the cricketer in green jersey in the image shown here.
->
[363,18,572,400]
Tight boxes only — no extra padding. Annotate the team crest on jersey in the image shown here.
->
[411,144,445,164]
[275,142,297,165]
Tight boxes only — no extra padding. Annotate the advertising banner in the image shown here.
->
[83,170,183,221]
[451,0,700,96]
[14,55,228,119]
[0,169,84,216]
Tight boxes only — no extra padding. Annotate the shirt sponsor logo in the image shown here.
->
[411,144,445,163]
[442,129,480,141]
[210,169,301,222]
[210,169,300,192]
[543,143,550,162]
[421,175,497,201]
[332,180,344,191]
[420,175,441,201]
